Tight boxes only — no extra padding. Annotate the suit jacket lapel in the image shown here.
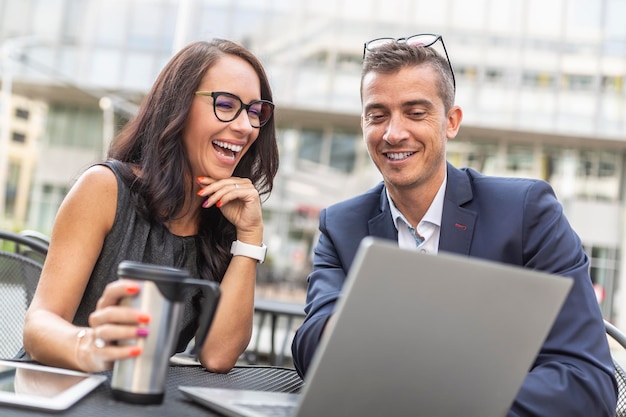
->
[367,165,477,253]
[368,186,398,241]
[439,163,477,256]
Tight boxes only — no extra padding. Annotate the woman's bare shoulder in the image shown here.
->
[77,164,118,187]
[56,164,119,231]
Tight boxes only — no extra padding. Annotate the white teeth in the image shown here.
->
[213,140,243,153]
[386,152,414,160]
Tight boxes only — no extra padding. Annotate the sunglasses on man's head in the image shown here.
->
[363,33,456,91]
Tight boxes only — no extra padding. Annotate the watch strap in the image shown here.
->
[230,240,267,263]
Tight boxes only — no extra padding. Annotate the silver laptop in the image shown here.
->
[180,237,573,417]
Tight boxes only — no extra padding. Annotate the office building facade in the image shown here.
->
[1,0,625,323]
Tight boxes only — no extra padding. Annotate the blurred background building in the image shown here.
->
[1,0,625,325]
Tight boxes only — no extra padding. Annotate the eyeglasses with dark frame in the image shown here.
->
[194,91,274,128]
[363,33,456,91]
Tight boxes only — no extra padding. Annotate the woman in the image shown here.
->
[23,39,279,373]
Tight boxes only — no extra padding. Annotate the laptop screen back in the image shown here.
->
[295,237,573,416]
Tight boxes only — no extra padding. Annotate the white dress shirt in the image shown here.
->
[386,175,447,255]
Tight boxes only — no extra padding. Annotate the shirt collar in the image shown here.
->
[387,174,447,230]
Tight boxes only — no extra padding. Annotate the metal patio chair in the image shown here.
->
[0,230,49,358]
[606,319,626,417]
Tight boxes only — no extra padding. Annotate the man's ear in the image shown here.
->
[446,106,463,140]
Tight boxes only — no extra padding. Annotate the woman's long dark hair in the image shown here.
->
[108,39,279,283]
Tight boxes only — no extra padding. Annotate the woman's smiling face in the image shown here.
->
[184,54,262,180]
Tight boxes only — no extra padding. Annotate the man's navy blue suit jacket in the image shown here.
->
[292,162,617,417]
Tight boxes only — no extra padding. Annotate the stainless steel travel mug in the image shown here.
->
[110,261,220,404]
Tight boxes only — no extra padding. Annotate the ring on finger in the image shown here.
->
[94,338,106,349]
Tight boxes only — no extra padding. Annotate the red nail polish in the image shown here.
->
[138,314,151,324]
[196,176,206,182]
[126,285,140,295]
[196,189,204,196]
[129,347,142,357]
[216,200,222,208]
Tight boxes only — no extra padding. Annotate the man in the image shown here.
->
[291,34,617,416]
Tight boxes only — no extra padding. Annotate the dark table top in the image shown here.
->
[1,364,304,416]
[254,298,306,318]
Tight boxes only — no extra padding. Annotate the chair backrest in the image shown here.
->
[0,229,49,265]
[19,229,51,248]
[606,319,626,417]
[0,230,48,359]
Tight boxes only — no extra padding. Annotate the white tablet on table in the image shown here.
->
[0,359,106,411]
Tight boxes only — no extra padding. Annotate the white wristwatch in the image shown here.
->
[230,240,267,264]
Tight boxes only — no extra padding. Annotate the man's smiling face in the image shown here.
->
[361,64,459,193]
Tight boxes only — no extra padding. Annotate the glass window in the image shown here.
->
[233,11,265,41]
[486,2,524,35]
[329,130,357,173]
[605,0,626,39]
[331,72,361,113]
[11,132,26,144]
[0,0,5,31]
[0,0,29,38]
[295,69,328,108]
[46,104,102,150]
[378,0,411,23]
[128,2,163,49]
[602,76,623,93]
[47,106,69,146]
[298,129,324,165]
[526,0,564,38]
[196,4,231,39]
[161,2,177,51]
[485,68,505,83]
[94,0,128,46]
[564,0,601,42]
[451,0,487,31]
[448,141,499,174]
[34,183,68,234]
[599,94,625,137]
[518,90,556,131]
[506,144,534,174]
[556,91,595,134]
[15,108,29,120]
[567,74,594,90]
[89,49,123,87]
[122,53,156,91]
[61,0,86,42]
[413,0,447,28]
[57,46,79,79]
[268,0,292,13]
[578,150,596,177]
[576,149,621,201]
[598,151,618,178]
[73,109,102,149]
[32,0,63,39]
[199,0,230,6]
[522,71,556,88]
[604,0,626,57]
[303,0,337,16]
[587,244,619,318]
[338,0,373,21]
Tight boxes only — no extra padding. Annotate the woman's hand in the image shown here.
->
[196,176,263,243]
[77,280,150,372]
